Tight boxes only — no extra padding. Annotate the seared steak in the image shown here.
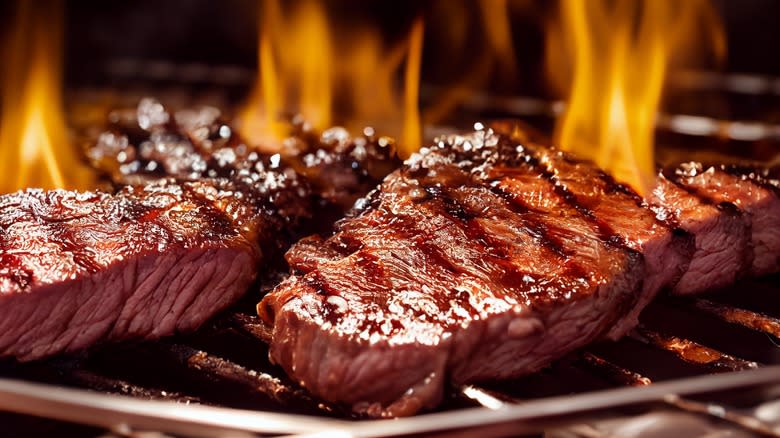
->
[87,98,399,214]
[510,141,693,339]
[647,171,753,295]
[0,180,264,361]
[258,129,694,417]
[670,162,780,276]
[259,127,779,417]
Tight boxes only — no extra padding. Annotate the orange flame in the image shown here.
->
[240,0,424,157]
[547,0,725,195]
[0,0,94,193]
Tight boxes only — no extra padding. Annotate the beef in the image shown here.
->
[509,141,693,339]
[259,126,779,417]
[0,98,399,361]
[0,180,262,361]
[647,171,753,295]
[258,128,695,417]
[87,98,400,215]
[670,162,780,276]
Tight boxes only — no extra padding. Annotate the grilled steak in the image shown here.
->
[258,128,691,417]
[0,180,264,361]
[259,127,779,417]
[647,171,753,295]
[87,98,399,215]
[670,162,780,276]
[0,98,399,361]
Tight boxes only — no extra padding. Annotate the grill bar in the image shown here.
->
[62,367,203,405]
[688,298,780,338]
[159,343,339,415]
[576,353,652,387]
[629,326,760,372]
[226,313,273,344]
[2,366,779,437]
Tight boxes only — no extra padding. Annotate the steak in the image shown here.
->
[670,162,780,276]
[0,98,399,361]
[647,171,753,295]
[87,98,399,215]
[0,180,262,361]
[258,127,778,417]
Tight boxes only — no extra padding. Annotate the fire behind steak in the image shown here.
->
[0,98,399,361]
[258,126,780,417]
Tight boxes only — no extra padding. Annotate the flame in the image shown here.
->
[547,0,725,195]
[240,0,424,157]
[0,1,94,193]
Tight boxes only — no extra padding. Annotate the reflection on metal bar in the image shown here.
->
[630,326,760,372]
[656,114,780,142]
[664,394,780,437]
[345,367,780,438]
[0,377,345,437]
[688,299,780,339]
[577,353,652,386]
[425,88,780,141]
[672,70,780,96]
[459,386,508,410]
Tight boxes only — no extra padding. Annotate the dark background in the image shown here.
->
[0,0,778,136]
[55,0,780,90]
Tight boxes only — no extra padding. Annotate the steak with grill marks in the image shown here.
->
[647,171,753,295]
[259,127,779,417]
[670,162,780,276]
[0,180,265,361]
[258,129,691,417]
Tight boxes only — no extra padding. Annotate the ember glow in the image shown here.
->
[240,0,424,157]
[547,0,725,195]
[0,1,94,193]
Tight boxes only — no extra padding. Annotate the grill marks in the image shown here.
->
[260,130,667,417]
[0,182,262,361]
[259,127,780,417]
[527,146,674,253]
[511,142,694,339]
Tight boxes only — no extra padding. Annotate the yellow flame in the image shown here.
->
[240,0,424,157]
[547,0,725,195]
[0,0,94,193]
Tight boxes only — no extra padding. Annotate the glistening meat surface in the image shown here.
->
[0,180,262,361]
[258,127,779,417]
